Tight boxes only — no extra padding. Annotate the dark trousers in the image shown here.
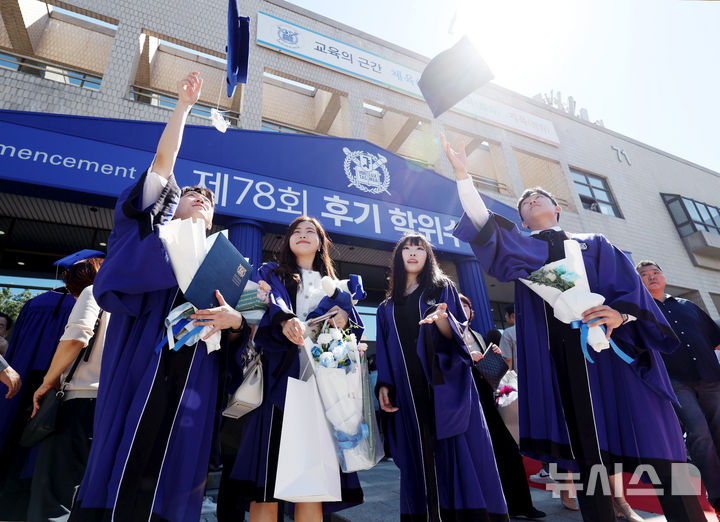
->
[551,328,706,522]
[672,379,720,501]
[28,397,96,522]
[473,369,534,515]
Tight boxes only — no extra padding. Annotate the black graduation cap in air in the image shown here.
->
[226,0,250,98]
[418,36,494,118]
[53,249,106,268]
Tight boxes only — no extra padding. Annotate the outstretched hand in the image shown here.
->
[191,290,244,340]
[419,303,449,325]
[178,72,202,107]
[440,134,469,180]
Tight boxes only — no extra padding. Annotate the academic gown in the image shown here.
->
[70,171,245,522]
[375,282,508,522]
[230,262,364,514]
[454,212,686,472]
[0,289,75,520]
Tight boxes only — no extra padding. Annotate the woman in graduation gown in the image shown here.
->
[231,216,364,521]
[375,233,508,522]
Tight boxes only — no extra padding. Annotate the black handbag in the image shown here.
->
[470,330,509,391]
[20,320,98,447]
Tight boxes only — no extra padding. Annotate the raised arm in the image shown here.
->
[151,72,203,179]
[440,135,489,230]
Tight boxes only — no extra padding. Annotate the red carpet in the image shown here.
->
[523,457,717,521]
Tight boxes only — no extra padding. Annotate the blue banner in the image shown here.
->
[0,110,523,255]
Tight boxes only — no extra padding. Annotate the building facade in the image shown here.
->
[1,0,719,336]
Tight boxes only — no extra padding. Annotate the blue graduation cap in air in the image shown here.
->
[417,36,494,118]
[53,249,106,268]
[226,0,250,98]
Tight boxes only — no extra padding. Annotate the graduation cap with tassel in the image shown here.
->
[225,0,250,99]
[417,35,494,118]
[210,0,250,133]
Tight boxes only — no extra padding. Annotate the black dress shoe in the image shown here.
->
[509,507,546,519]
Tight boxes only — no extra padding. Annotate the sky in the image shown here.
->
[287,0,720,173]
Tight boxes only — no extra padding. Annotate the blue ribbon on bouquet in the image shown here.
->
[334,422,369,450]
[333,422,370,469]
[153,303,208,354]
[570,319,635,365]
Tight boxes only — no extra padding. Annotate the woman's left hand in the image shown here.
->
[490,343,502,355]
[470,351,484,363]
[418,303,448,325]
[328,306,349,329]
[191,290,244,340]
[581,305,623,339]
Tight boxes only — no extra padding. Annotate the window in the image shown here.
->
[0,50,101,90]
[260,120,315,135]
[129,87,240,126]
[662,194,720,237]
[570,169,622,218]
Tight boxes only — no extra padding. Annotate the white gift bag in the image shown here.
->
[274,376,342,503]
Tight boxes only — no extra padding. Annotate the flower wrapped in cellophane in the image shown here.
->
[520,239,620,363]
[302,321,384,472]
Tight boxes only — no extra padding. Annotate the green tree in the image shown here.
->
[0,288,34,324]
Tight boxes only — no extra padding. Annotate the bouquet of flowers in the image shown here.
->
[520,239,623,363]
[495,370,518,407]
[302,321,383,472]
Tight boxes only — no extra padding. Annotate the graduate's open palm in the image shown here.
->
[440,134,468,176]
[178,72,202,106]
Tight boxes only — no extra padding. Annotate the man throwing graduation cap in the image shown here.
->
[443,137,705,522]
[70,73,248,522]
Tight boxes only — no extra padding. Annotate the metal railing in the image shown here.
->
[128,85,240,127]
[0,50,101,90]
[469,172,508,194]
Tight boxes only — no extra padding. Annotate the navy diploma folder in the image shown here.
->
[184,233,253,310]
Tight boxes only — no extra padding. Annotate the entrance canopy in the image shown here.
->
[0,110,522,255]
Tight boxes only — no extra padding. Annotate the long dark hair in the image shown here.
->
[275,216,337,282]
[386,233,448,303]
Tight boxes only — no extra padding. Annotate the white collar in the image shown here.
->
[530,226,562,236]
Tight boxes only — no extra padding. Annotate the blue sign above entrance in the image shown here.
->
[0,110,522,255]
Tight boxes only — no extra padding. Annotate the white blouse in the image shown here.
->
[295,269,324,321]
[60,285,109,400]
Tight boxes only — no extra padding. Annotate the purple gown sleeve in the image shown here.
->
[419,283,475,439]
[255,263,297,351]
[93,171,180,317]
[453,212,548,282]
[374,303,395,398]
[593,235,679,355]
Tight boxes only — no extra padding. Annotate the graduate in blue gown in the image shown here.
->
[0,287,74,520]
[375,233,508,522]
[229,216,364,522]
[70,73,248,522]
[443,136,705,521]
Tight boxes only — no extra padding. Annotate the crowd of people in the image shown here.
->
[1,72,720,522]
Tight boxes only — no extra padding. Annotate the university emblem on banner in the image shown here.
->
[276,26,300,48]
[343,148,391,195]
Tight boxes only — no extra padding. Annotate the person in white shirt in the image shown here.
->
[29,256,107,522]
[498,305,517,370]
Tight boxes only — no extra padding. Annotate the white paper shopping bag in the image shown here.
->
[274,376,342,503]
